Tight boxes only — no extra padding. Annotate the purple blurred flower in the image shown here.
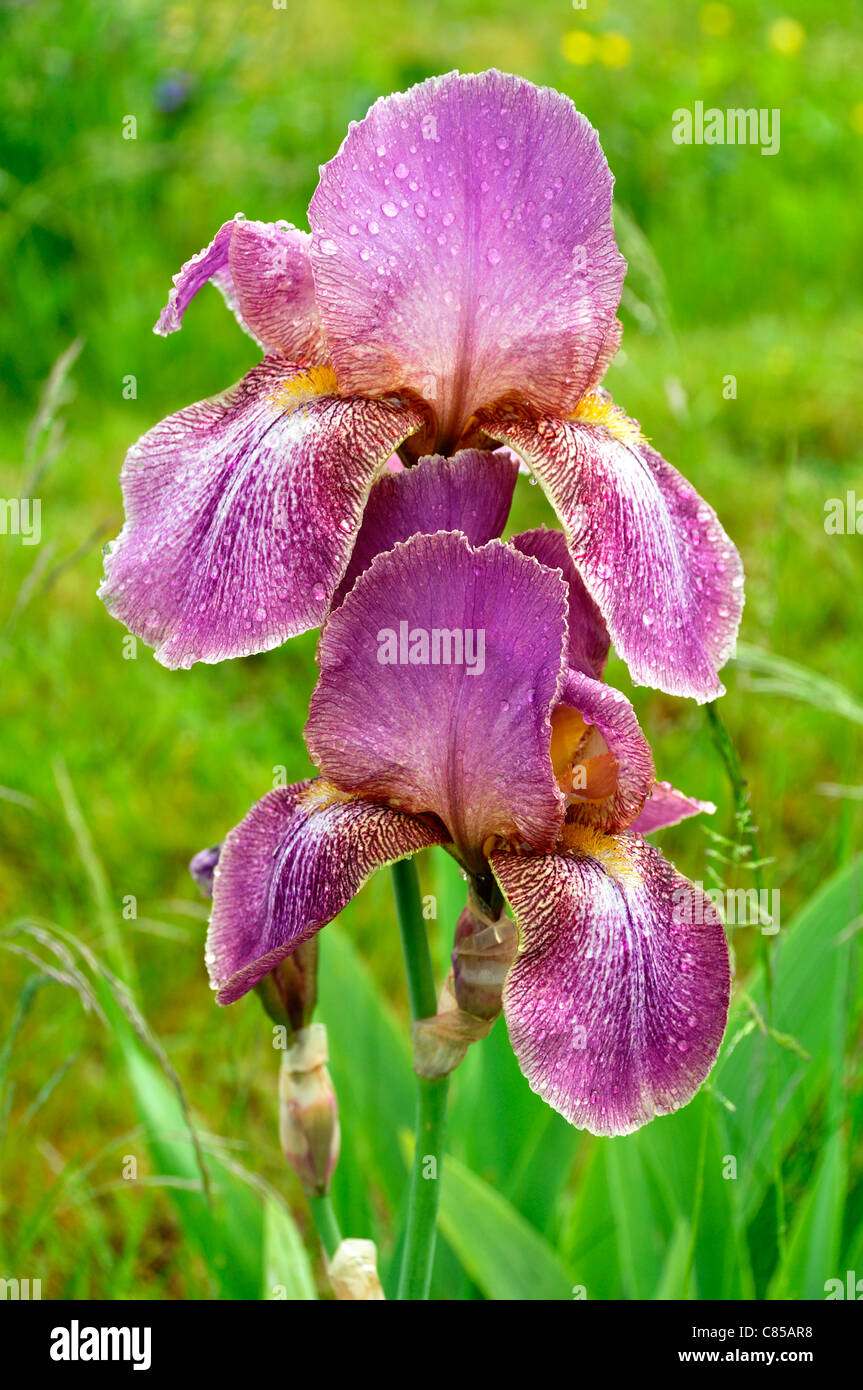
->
[154,71,194,114]
[189,843,221,897]
[99,69,742,699]
[203,462,730,1135]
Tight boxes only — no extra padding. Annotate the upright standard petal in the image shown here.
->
[511,527,609,679]
[155,216,328,362]
[335,448,518,603]
[307,532,568,868]
[492,839,730,1136]
[486,407,744,701]
[99,358,422,667]
[310,70,625,452]
[207,781,446,1004]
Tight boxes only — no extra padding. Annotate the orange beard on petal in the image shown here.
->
[558,823,640,885]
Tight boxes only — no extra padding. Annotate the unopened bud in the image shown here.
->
[189,843,221,898]
[278,1023,340,1197]
[452,891,518,1019]
[326,1239,385,1301]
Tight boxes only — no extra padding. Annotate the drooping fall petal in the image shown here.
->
[485,409,744,701]
[309,69,625,451]
[206,781,446,1005]
[307,532,568,867]
[99,357,422,667]
[492,838,730,1136]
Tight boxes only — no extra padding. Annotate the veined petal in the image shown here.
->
[99,357,422,667]
[309,70,625,451]
[485,409,745,701]
[155,216,328,362]
[492,839,730,1136]
[207,781,445,1004]
[335,448,518,604]
[555,668,654,833]
[631,781,716,835]
[511,527,609,679]
[307,532,568,867]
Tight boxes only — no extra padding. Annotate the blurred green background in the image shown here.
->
[1,0,861,1300]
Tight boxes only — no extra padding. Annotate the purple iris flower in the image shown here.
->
[100,69,742,700]
[203,453,730,1136]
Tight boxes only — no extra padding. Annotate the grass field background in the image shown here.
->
[1,0,861,1299]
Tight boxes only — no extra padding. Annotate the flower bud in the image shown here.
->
[278,1022,340,1198]
[189,843,221,898]
[326,1239,385,1301]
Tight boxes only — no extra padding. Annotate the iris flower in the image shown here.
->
[204,454,730,1136]
[100,69,742,700]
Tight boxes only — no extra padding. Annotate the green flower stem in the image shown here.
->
[390,856,449,1300]
[308,1192,342,1261]
[398,1074,449,1300]
[705,700,786,1258]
